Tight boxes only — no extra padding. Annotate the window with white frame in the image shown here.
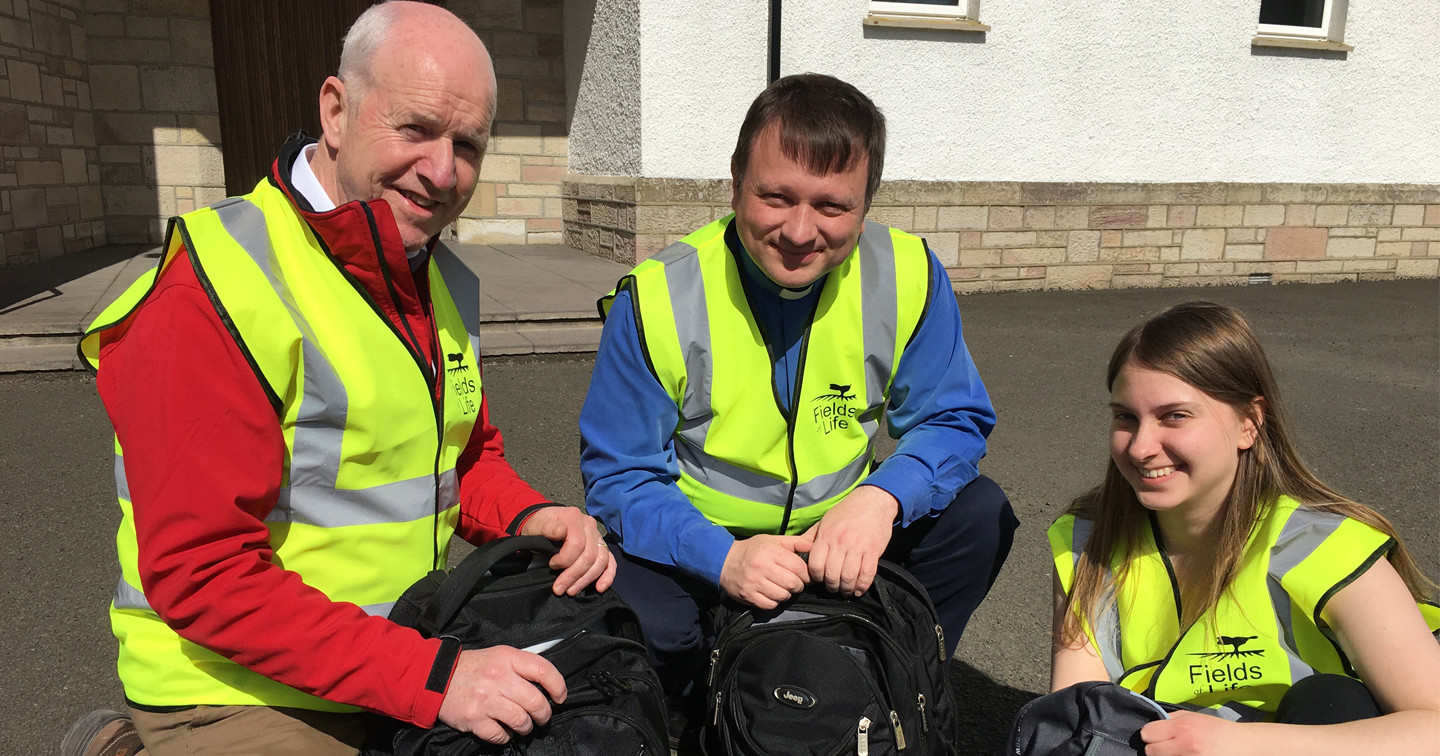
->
[1256,0,1349,47]
[866,0,986,29]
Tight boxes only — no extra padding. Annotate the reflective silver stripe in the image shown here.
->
[676,437,872,508]
[362,601,396,618]
[655,243,713,448]
[1208,700,1268,722]
[1270,507,1345,579]
[213,199,347,501]
[1267,507,1341,685]
[1267,575,1317,684]
[858,222,898,438]
[114,579,151,611]
[1093,589,1126,681]
[432,242,480,338]
[269,468,455,527]
[1066,519,1126,679]
[1069,518,1094,568]
[115,453,129,502]
[212,200,439,528]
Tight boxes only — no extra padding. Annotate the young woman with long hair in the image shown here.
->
[1047,301,1439,756]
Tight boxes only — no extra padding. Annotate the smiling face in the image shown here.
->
[730,125,869,289]
[1108,360,1259,524]
[318,7,494,251]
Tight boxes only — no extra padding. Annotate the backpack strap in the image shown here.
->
[418,535,561,636]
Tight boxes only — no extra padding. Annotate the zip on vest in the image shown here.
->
[770,280,823,535]
[1143,514,1188,699]
[335,202,450,568]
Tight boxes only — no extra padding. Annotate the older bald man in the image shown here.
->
[66,3,612,754]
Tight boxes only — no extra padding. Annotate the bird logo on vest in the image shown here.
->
[447,352,478,415]
[811,382,859,435]
[1193,635,1263,660]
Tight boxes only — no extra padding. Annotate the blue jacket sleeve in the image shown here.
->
[579,288,736,585]
[861,250,996,525]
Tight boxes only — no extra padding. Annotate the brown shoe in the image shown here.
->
[59,710,145,756]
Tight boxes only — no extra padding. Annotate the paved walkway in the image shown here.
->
[0,242,630,372]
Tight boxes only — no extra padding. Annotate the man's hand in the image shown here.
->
[719,534,812,610]
[802,485,898,596]
[437,647,566,743]
[519,506,617,596]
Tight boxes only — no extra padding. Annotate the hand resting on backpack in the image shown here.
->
[437,646,568,743]
[802,484,898,597]
[518,505,617,596]
[719,534,811,609]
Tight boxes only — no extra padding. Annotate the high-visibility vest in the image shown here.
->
[599,216,931,536]
[1049,496,1440,720]
[80,178,485,710]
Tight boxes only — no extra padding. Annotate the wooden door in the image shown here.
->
[209,0,377,196]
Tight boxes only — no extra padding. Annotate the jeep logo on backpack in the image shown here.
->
[773,686,818,709]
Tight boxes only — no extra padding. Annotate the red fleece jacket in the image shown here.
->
[94,143,550,726]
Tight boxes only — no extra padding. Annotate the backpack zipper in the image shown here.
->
[857,716,871,756]
[890,709,907,750]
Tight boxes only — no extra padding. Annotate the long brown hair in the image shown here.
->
[1059,301,1435,644]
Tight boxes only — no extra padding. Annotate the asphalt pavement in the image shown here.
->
[3,279,1436,755]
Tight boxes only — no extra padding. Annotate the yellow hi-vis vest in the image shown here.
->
[1049,496,1440,721]
[599,216,931,536]
[79,178,485,711]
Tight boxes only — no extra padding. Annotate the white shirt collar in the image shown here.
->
[291,143,427,264]
[290,143,335,212]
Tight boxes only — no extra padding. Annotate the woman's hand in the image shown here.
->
[1140,711,1250,756]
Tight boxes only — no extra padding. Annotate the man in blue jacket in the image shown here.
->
[579,73,1015,741]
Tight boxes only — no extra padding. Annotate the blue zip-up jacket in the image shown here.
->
[579,222,996,586]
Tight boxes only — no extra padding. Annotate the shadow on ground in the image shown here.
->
[951,659,1041,754]
[0,245,151,312]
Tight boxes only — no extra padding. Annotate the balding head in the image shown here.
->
[337,1,496,119]
[310,0,498,251]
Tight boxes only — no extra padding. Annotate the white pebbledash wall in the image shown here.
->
[625,0,1439,184]
[562,0,1440,287]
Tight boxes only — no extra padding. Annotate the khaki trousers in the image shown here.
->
[129,705,366,756]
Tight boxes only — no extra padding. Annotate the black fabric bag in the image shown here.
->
[366,535,668,756]
[1004,681,1169,756]
[700,560,957,756]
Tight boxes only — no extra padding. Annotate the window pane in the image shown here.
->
[1259,0,1325,28]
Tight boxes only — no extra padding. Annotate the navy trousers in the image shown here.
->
[607,474,1017,700]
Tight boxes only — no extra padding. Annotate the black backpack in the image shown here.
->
[366,535,669,756]
[1003,681,1169,756]
[700,561,957,756]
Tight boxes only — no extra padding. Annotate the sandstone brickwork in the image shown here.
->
[563,178,1440,289]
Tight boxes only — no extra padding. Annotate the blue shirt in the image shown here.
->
[579,222,996,586]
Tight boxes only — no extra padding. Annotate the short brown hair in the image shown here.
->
[731,73,886,206]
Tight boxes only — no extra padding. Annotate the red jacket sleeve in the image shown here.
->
[96,249,451,726]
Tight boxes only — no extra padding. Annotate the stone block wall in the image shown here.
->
[564,178,1440,288]
[84,0,220,247]
[452,0,569,245]
[0,0,103,268]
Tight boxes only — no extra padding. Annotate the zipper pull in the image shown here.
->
[857,716,871,756]
[918,694,929,733]
[889,710,907,750]
[935,624,946,661]
[707,648,721,686]
[713,691,722,726]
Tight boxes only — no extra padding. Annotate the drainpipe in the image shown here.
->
[768,0,781,83]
